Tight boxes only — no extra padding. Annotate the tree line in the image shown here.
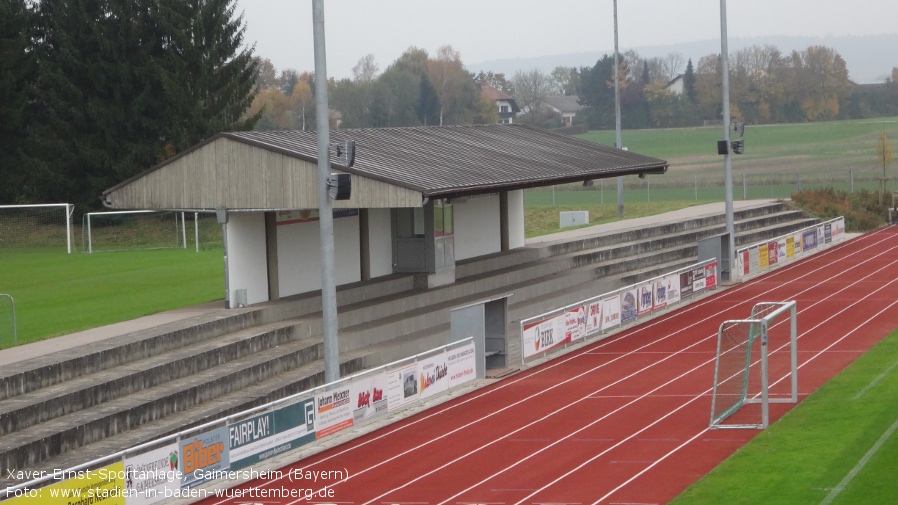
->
[4,0,898,211]
[0,0,258,210]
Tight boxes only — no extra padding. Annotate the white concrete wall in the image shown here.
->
[276,214,362,297]
[507,190,525,249]
[454,195,501,261]
[367,208,393,278]
[226,212,269,306]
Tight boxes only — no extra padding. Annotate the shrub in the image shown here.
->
[791,188,888,232]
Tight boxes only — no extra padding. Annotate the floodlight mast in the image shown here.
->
[313,0,340,383]
[720,0,735,281]
[613,0,624,219]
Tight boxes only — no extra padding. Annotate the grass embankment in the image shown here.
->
[672,328,898,505]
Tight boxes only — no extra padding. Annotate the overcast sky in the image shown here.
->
[240,0,898,80]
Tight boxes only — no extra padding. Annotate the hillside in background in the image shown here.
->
[470,34,898,85]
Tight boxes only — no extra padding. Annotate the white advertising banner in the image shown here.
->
[601,295,621,331]
[351,370,389,423]
[418,350,449,400]
[314,386,354,438]
[387,362,420,412]
[124,443,181,505]
[447,342,476,388]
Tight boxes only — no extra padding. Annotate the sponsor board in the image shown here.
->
[418,351,449,400]
[522,312,567,359]
[803,228,818,250]
[664,274,681,305]
[637,282,653,315]
[180,427,229,488]
[585,300,602,335]
[620,288,638,324]
[566,305,588,342]
[351,371,388,423]
[315,387,354,439]
[601,295,621,331]
[387,362,419,411]
[653,280,667,310]
[704,261,718,289]
[446,342,476,388]
[767,241,778,266]
[680,270,694,298]
[229,400,316,470]
[124,443,180,505]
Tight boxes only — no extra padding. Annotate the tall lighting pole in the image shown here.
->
[312,0,340,383]
[720,0,735,280]
[613,0,624,218]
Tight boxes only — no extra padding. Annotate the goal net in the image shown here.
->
[709,301,798,429]
[82,210,188,253]
[81,211,223,253]
[0,204,74,253]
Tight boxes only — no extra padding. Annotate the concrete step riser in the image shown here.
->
[0,322,312,437]
[0,342,329,472]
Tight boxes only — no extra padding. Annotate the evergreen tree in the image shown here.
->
[683,58,697,103]
[0,0,37,202]
[30,0,169,209]
[155,0,260,153]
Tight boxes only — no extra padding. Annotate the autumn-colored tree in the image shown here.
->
[425,45,468,125]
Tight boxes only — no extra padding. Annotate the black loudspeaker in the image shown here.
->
[717,140,728,155]
[327,173,351,200]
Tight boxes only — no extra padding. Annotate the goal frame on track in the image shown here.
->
[709,300,798,429]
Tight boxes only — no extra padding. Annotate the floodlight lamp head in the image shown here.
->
[732,121,745,137]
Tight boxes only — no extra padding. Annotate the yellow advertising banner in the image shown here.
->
[3,462,126,504]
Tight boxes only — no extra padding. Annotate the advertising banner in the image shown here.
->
[351,371,389,423]
[601,295,621,331]
[803,228,818,250]
[637,282,653,315]
[767,241,778,266]
[620,288,638,324]
[704,261,718,289]
[418,351,449,400]
[125,443,180,505]
[692,264,707,293]
[738,249,750,278]
[446,342,476,388]
[566,305,588,343]
[387,362,420,411]
[777,238,787,263]
[229,400,316,470]
[664,274,681,305]
[180,427,229,488]
[315,387,354,438]
[786,236,795,259]
[653,280,667,310]
[758,243,769,269]
[522,312,567,359]
[794,232,803,255]
[824,222,833,243]
[679,270,694,298]
[585,300,602,335]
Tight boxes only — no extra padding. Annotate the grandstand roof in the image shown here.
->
[102,124,667,211]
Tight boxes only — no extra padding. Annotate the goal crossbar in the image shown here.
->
[709,300,798,429]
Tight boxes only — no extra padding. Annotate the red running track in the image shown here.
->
[198,226,898,505]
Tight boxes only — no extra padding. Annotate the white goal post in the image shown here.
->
[709,301,798,430]
[0,204,74,253]
[82,210,188,253]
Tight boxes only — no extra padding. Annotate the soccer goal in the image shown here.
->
[0,204,75,253]
[709,301,798,429]
[82,210,188,253]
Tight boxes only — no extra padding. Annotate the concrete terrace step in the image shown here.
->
[0,317,316,436]
[0,331,341,473]
[0,350,369,489]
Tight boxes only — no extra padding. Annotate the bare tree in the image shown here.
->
[512,68,554,125]
[425,45,468,125]
[353,54,380,83]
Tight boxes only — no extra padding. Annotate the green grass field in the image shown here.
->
[672,328,898,505]
[0,248,223,348]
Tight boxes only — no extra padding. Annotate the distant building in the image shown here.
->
[665,75,685,95]
[542,96,584,126]
[480,84,520,124]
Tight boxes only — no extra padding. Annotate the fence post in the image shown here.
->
[1,294,16,346]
